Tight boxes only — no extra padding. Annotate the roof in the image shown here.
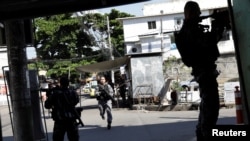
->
[117,0,228,21]
[0,0,149,21]
[75,56,130,73]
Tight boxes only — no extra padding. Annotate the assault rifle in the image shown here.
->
[74,107,84,127]
[97,84,116,103]
[62,91,84,127]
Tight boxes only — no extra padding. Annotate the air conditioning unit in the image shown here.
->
[131,46,142,53]
[127,44,142,54]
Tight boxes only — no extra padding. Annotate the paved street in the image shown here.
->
[1,96,236,141]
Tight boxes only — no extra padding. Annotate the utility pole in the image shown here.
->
[0,113,2,141]
[5,20,34,141]
[68,66,71,80]
[160,10,164,52]
[107,16,114,84]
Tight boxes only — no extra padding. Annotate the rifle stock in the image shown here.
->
[54,89,84,127]
[74,107,84,127]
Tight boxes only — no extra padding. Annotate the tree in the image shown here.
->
[82,9,134,58]
[34,13,99,79]
[107,9,134,56]
[34,13,96,60]
[28,61,49,71]
[33,10,134,79]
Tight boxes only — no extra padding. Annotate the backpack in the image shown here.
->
[175,24,220,68]
[97,84,112,101]
[175,30,194,67]
[49,89,79,121]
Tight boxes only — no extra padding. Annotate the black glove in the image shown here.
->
[96,95,100,100]
[111,99,116,103]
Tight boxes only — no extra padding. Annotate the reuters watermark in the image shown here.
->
[210,125,249,140]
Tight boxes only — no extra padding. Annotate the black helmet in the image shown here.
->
[60,76,69,88]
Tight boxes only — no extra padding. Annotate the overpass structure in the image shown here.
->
[0,0,249,140]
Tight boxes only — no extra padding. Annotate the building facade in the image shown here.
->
[118,0,239,100]
[119,0,232,60]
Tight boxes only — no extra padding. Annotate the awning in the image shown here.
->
[75,56,130,73]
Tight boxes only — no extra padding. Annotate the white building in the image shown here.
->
[0,46,37,78]
[117,0,235,105]
[118,0,234,61]
[0,48,8,77]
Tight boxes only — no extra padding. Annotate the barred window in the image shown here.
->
[148,21,156,29]
[220,29,230,41]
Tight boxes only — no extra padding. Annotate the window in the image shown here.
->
[174,17,184,30]
[176,19,183,25]
[148,21,156,29]
[220,29,230,41]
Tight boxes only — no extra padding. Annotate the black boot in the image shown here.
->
[107,121,111,130]
[196,128,203,141]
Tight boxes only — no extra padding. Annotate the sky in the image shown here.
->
[97,0,168,16]
[26,47,37,59]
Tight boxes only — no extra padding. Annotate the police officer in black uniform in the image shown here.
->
[96,75,114,130]
[175,1,226,141]
[45,76,80,141]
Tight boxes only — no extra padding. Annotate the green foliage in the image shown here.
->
[34,13,96,61]
[46,59,96,79]
[163,56,177,66]
[108,9,134,56]
[33,10,133,80]
[170,81,184,92]
[28,61,49,71]
[163,56,178,73]
[34,13,98,78]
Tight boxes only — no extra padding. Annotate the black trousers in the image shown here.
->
[195,72,220,141]
[53,120,79,141]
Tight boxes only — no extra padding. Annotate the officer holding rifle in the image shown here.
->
[96,75,114,130]
[175,1,230,141]
[44,76,83,141]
